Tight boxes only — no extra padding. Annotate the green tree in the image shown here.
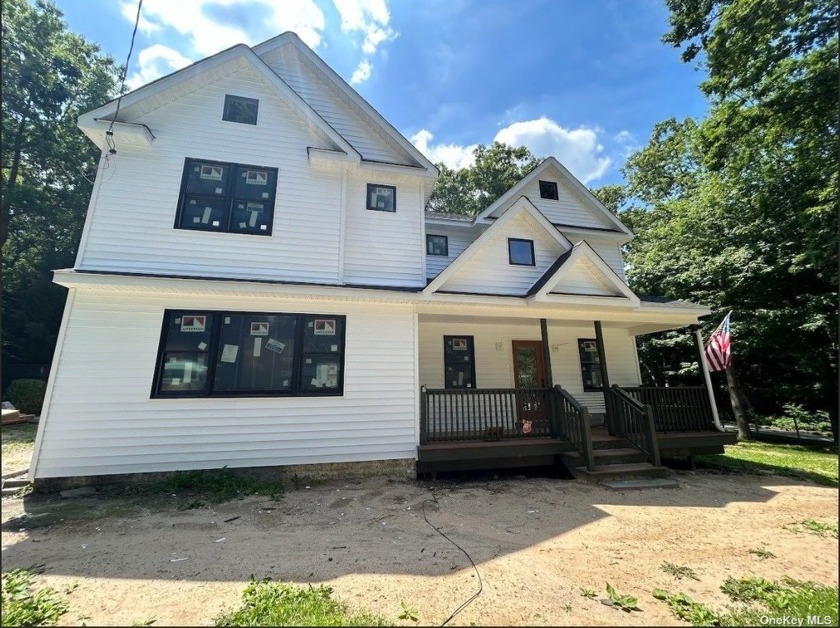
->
[1,0,120,370]
[623,0,838,438]
[426,142,541,216]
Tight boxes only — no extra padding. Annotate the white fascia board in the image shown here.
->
[474,157,634,237]
[424,217,477,229]
[78,45,251,125]
[358,160,438,179]
[557,225,634,244]
[638,301,712,317]
[256,33,437,176]
[81,120,155,150]
[474,159,555,224]
[534,241,639,305]
[541,157,634,236]
[423,197,573,295]
[77,44,359,161]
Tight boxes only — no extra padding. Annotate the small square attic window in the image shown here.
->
[223,95,259,125]
[539,180,559,200]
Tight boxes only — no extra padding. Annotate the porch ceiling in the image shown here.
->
[418,313,632,328]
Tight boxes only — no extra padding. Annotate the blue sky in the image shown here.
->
[53,0,708,187]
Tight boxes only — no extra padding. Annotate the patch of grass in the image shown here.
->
[661,561,700,581]
[603,583,641,612]
[696,441,838,486]
[1,568,69,626]
[747,547,775,560]
[216,578,389,626]
[1,423,38,475]
[652,589,721,626]
[796,519,839,538]
[653,576,839,627]
[159,468,285,504]
[579,586,597,599]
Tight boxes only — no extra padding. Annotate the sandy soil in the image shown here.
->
[1,470,837,626]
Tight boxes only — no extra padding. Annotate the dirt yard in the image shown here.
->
[1,470,837,626]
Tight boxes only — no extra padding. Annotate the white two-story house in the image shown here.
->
[30,32,732,485]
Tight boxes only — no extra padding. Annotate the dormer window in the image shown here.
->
[223,95,259,125]
[539,180,559,200]
[366,184,396,212]
[508,238,535,266]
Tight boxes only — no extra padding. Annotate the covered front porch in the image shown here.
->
[415,310,736,477]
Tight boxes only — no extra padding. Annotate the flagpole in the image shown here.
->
[695,326,724,432]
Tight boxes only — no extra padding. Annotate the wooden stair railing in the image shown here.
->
[606,385,661,467]
[554,385,595,471]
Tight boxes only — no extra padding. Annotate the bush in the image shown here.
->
[4,379,47,415]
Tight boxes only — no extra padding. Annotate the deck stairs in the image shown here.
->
[560,427,676,487]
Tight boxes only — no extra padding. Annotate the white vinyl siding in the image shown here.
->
[33,291,418,478]
[418,320,640,415]
[439,213,565,295]
[578,236,627,282]
[424,225,476,279]
[549,258,622,296]
[77,65,343,283]
[490,173,614,230]
[264,46,410,165]
[342,174,425,287]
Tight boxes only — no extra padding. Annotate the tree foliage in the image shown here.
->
[1,0,120,367]
[622,0,838,431]
[426,142,541,216]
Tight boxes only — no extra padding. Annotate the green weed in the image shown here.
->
[1,569,68,626]
[216,578,389,626]
[579,586,597,599]
[604,582,640,612]
[661,561,700,581]
[652,589,721,625]
[397,601,418,622]
[747,547,775,560]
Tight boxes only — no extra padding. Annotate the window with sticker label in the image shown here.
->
[153,311,346,397]
[176,158,278,235]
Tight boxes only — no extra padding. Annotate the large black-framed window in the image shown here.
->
[175,158,278,236]
[539,180,559,200]
[366,184,396,212]
[426,234,449,256]
[578,338,604,391]
[223,95,259,125]
[152,310,346,398]
[508,238,535,266]
[443,335,475,389]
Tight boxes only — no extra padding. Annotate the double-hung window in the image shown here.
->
[176,158,278,235]
[153,310,346,397]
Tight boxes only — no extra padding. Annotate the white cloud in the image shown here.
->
[412,118,613,183]
[330,0,396,83]
[120,0,326,85]
[126,44,193,89]
[612,129,641,157]
[350,60,372,85]
[410,130,477,170]
[495,118,612,183]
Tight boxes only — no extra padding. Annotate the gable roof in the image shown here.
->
[474,157,633,237]
[253,33,437,176]
[424,196,572,295]
[526,241,639,305]
[78,44,360,159]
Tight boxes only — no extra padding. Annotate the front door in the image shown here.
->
[511,340,548,435]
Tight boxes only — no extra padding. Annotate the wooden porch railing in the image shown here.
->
[605,385,661,467]
[420,387,553,443]
[554,385,595,471]
[620,386,715,432]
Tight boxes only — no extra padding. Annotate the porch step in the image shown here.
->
[602,478,679,490]
[593,447,648,465]
[573,462,669,483]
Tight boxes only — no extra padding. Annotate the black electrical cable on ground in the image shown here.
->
[106,0,144,154]
[422,492,483,626]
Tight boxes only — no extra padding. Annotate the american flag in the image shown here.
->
[704,312,732,372]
